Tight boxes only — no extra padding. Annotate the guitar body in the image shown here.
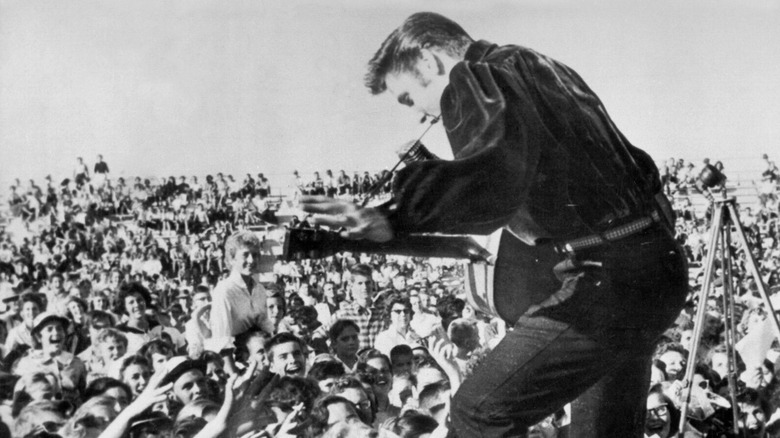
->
[466,230,563,325]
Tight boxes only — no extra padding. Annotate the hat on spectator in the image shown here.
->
[32,312,70,334]
[161,356,207,386]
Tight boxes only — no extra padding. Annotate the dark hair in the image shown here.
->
[435,295,465,331]
[266,332,305,357]
[120,355,151,377]
[384,293,413,321]
[349,264,373,280]
[288,306,320,330]
[383,409,438,438]
[647,384,681,436]
[329,376,374,424]
[89,310,115,328]
[307,360,346,382]
[307,395,357,435]
[390,344,414,362]
[19,293,45,311]
[172,416,208,438]
[84,377,132,402]
[328,319,360,344]
[266,376,321,413]
[418,380,451,413]
[737,387,771,417]
[267,291,287,315]
[115,282,152,315]
[365,12,473,94]
[192,284,210,297]
[138,339,174,365]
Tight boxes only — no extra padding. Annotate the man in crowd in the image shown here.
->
[311,264,386,351]
[267,332,307,377]
[301,12,688,437]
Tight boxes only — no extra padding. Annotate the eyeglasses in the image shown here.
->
[391,309,411,314]
[647,404,669,417]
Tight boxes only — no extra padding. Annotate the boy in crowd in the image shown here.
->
[267,332,307,378]
[210,231,274,374]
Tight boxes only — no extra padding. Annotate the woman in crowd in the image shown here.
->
[114,282,162,354]
[4,293,44,354]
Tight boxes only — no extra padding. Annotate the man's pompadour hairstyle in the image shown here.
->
[365,12,473,95]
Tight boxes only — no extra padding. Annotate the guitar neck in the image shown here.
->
[283,228,493,263]
[342,234,492,262]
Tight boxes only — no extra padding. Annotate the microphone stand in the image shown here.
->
[360,115,441,207]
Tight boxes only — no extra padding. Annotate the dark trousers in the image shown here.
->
[450,224,688,437]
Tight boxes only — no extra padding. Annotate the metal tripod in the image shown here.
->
[679,196,780,435]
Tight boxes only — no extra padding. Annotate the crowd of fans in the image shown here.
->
[0,153,778,438]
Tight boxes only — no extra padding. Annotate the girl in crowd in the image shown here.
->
[114,282,171,354]
[119,355,152,400]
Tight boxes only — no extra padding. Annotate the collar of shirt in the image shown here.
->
[29,350,75,366]
[226,271,259,294]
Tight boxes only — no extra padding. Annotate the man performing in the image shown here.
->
[301,12,688,437]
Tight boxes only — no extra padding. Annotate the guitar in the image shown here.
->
[282,227,563,324]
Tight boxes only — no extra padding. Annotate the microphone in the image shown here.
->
[399,141,439,164]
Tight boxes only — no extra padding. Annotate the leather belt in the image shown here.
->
[558,210,662,254]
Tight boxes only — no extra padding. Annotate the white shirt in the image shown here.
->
[374,327,421,358]
[210,271,274,351]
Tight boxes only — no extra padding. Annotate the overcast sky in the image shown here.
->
[1,0,779,189]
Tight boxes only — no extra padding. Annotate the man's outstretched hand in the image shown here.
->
[299,196,394,242]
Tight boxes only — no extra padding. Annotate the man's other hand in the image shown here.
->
[299,196,394,242]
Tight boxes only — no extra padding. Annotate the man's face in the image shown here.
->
[173,369,208,404]
[384,61,447,117]
[350,274,373,308]
[231,245,260,277]
[246,335,268,365]
[269,341,305,377]
[739,401,767,438]
[392,353,414,376]
[192,292,211,311]
[332,326,359,359]
[39,322,65,348]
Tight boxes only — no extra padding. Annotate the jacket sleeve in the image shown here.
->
[383,60,555,235]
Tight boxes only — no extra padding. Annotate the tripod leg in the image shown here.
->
[680,202,725,432]
[720,224,742,436]
[726,203,780,341]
